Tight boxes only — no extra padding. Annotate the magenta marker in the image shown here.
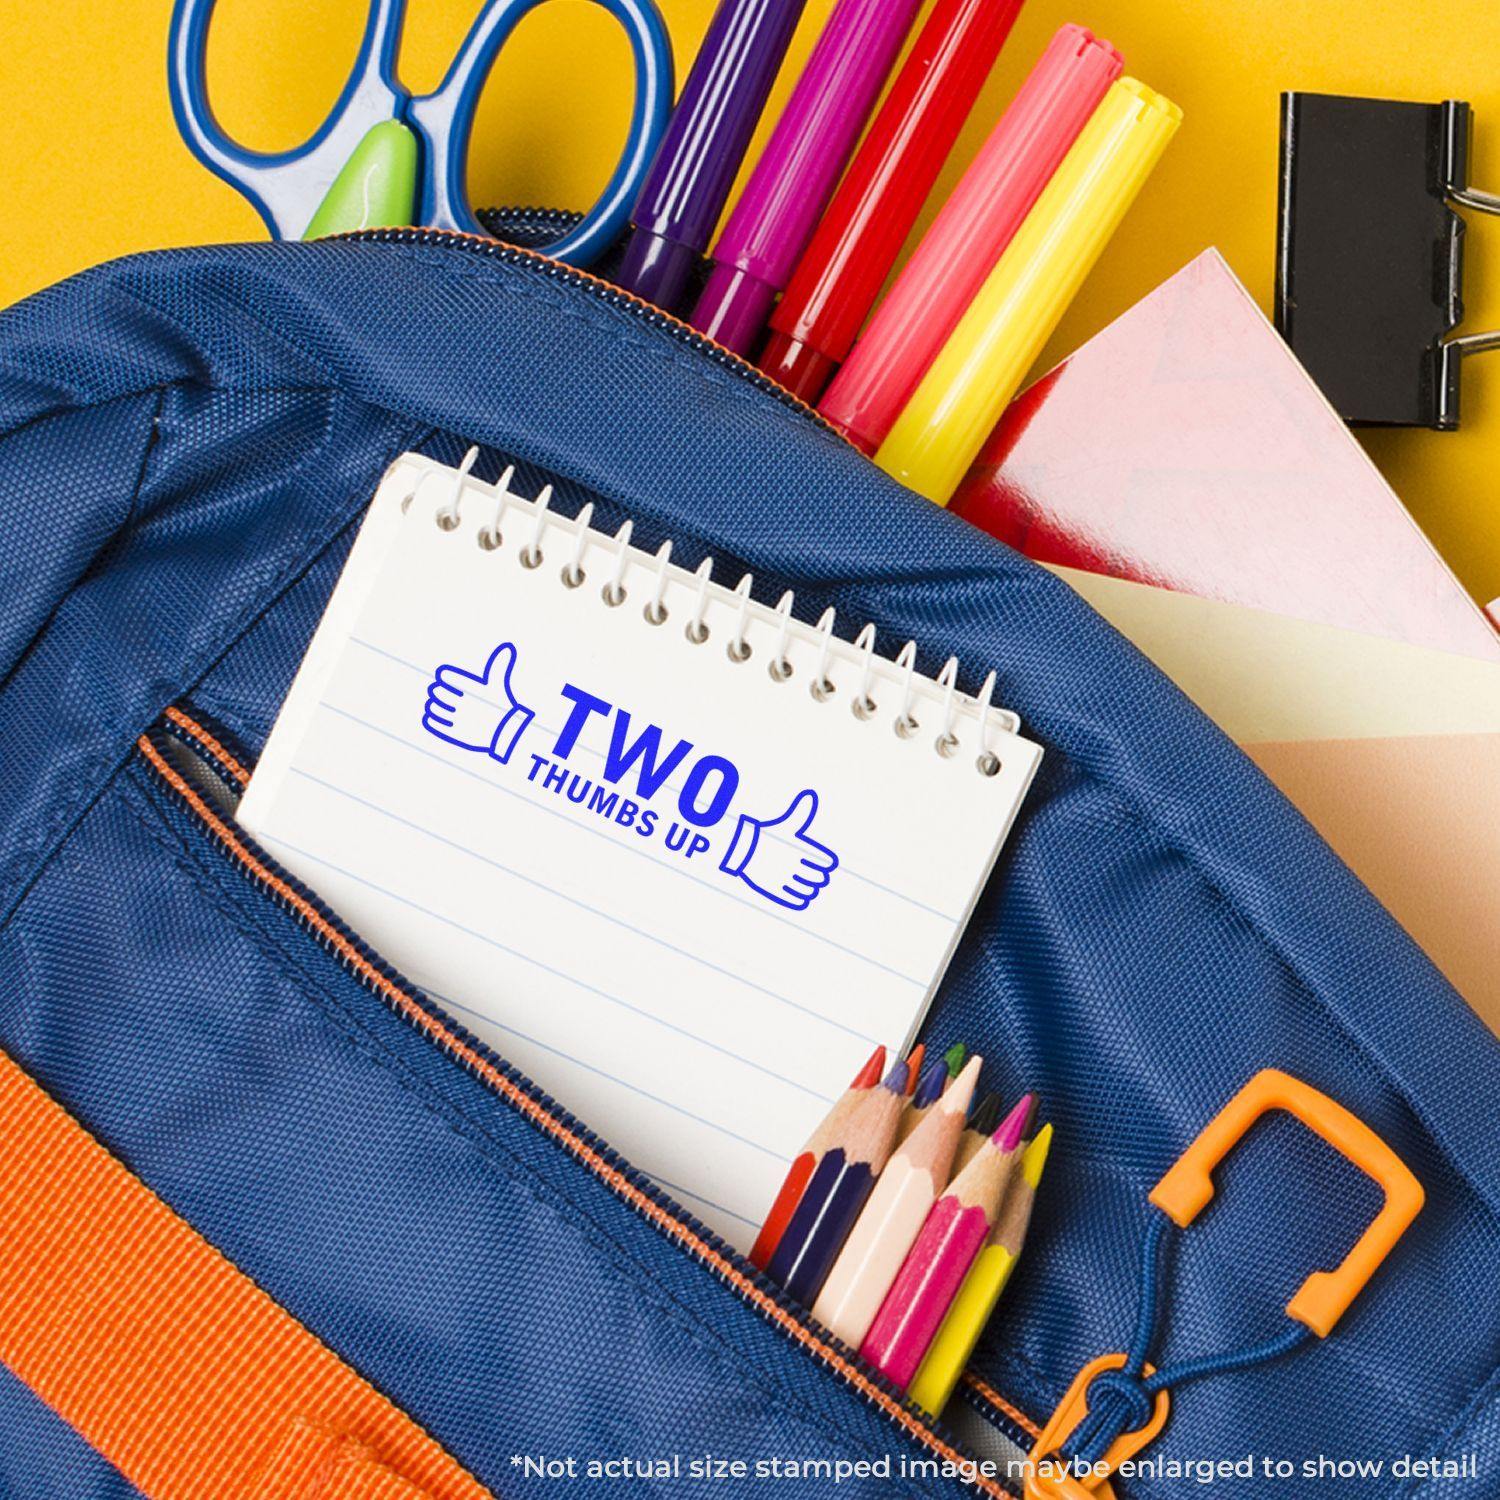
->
[689,0,926,354]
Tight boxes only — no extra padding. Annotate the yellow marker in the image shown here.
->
[875,80,1182,505]
[908,1123,1053,1418]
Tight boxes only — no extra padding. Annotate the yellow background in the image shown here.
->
[4,0,1499,607]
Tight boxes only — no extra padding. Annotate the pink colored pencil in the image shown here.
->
[859,1093,1033,1387]
[812,1056,982,1350]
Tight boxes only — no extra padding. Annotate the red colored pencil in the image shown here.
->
[749,1045,885,1269]
[860,1093,1032,1386]
[903,1043,926,1096]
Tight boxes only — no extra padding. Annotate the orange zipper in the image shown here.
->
[337,225,852,441]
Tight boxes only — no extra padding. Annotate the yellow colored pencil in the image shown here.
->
[875,79,1181,505]
[908,1122,1053,1417]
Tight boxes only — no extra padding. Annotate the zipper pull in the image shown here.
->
[1025,1069,1424,1496]
[1024,1354,1169,1499]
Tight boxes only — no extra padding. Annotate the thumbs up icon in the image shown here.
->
[720,789,839,911]
[421,642,535,764]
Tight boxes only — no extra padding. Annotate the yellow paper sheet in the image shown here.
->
[1247,735,1500,1032]
[1051,566,1500,742]
[1050,565,1500,1023]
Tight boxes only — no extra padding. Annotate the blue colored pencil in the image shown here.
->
[766,1057,909,1305]
[895,1057,951,1145]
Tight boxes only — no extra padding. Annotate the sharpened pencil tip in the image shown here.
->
[850,1045,887,1090]
[902,1044,925,1095]
[912,1059,948,1108]
[883,1058,911,1095]
[942,1041,967,1077]
[967,1090,1001,1137]
[994,1093,1035,1152]
[940,1055,983,1115]
[1021,1122,1053,1186]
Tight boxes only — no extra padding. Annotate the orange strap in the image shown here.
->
[0,1048,493,1500]
[251,1420,442,1500]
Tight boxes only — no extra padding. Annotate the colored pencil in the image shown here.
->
[903,1043,926,1096]
[909,1122,1053,1416]
[951,1089,1001,1175]
[895,1057,950,1144]
[813,1056,981,1349]
[859,1094,1033,1386]
[765,1058,909,1305]
[749,1044,886,1269]
[943,1042,967,1079]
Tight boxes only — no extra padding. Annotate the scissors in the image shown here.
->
[168,0,674,267]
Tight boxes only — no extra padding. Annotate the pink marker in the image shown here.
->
[860,1094,1033,1387]
[819,25,1122,453]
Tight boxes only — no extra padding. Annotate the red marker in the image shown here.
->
[759,0,1027,402]
[819,24,1123,452]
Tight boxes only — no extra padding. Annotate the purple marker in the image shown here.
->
[618,0,809,312]
[689,0,925,354]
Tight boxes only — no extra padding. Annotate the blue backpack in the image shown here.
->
[1,231,1495,1498]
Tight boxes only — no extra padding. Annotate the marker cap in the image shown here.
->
[692,264,780,355]
[759,330,839,402]
[617,229,702,315]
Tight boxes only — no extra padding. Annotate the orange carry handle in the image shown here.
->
[1150,1068,1424,1336]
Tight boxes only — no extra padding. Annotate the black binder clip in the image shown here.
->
[1276,92,1500,429]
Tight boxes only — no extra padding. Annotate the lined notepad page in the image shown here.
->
[241,455,1041,1247]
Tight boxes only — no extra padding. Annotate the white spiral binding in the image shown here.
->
[408,450,1024,776]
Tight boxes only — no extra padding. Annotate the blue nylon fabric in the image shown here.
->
[0,1368,142,1499]
[0,237,1495,1497]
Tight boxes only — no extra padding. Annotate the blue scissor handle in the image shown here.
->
[408,0,673,265]
[168,0,407,241]
[169,0,673,266]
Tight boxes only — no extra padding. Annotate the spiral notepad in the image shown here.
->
[241,452,1042,1247]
